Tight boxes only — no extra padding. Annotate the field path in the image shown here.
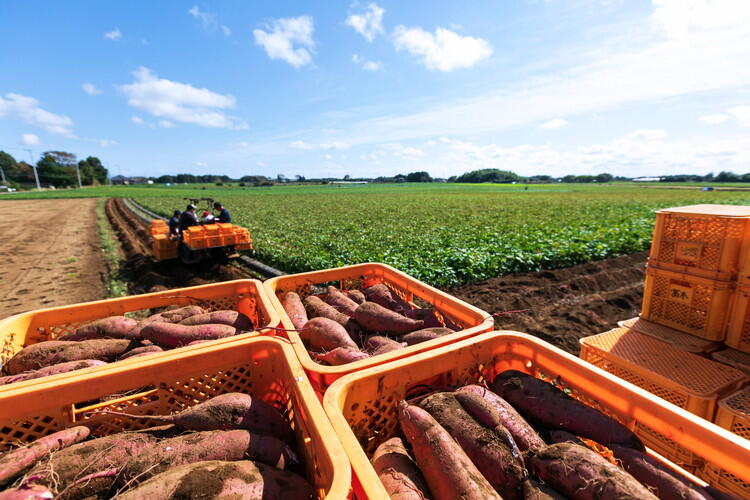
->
[0,198,107,317]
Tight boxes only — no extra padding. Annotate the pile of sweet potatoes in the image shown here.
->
[374,370,730,500]
[281,283,460,366]
[0,305,254,387]
[0,392,315,499]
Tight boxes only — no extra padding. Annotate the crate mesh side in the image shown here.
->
[702,463,750,499]
[650,273,723,333]
[657,216,745,274]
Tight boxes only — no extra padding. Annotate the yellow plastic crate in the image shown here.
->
[0,280,280,389]
[0,337,350,499]
[649,204,750,281]
[727,284,750,354]
[324,331,750,499]
[617,317,722,354]
[641,266,734,341]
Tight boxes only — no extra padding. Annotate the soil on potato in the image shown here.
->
[0,198,107,316]
[447,252,648,355]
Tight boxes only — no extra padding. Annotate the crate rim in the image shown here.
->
[264,262,495,379]
[323,330,750,499]
[0,336,352,500]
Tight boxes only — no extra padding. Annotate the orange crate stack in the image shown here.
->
[711,348,750,376]
[151,233,178,260]
[726,284,750,354]
[649,204,750,281]
[617,316,722,354]
[704,386,750,497]
[641,266,734,341]
[0,280,279,389]
[182,225,207,249]
[264,263,493,396]
[149,219,168,237]
[0,337,350,499]
[323,331,750,499]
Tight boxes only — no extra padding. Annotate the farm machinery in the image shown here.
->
[149,197,252,265]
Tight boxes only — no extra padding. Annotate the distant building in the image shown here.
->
[632,176,662,182]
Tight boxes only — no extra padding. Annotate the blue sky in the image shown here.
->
[1,0,749,179]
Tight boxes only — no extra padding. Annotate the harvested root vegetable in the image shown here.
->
[529,443,658,500]
[456,384,546,453]
[364,335,403,351]
[401,328,453,345]
[311,347,370,365]
[363,284,409,313]
[523,479,567,500]
[0,360,107,386]
[420,392,525,498]
[324,286,360,316]
[344,289,366,304]
[300,317,357,352]
[372,437,432,500]
[155,305,205,323]
[116,460,314,500]
[4,339,136,375]
[96,393,293,443]
[398,401,501,500]
[610,444,711,500]
[304,295,350,325]
[403,309,445,329]
[546,429,586,447]
[179,310,253,330]
[117,345,164,360]
[492,370,645,451]
[0,426,90,486]
[60,316,139,341]
[372,341,407,356]
[141,322,237,348]
[281,291,308,330]
[0,484,54,500]
[353,302,424,335]
[114,430,297,487]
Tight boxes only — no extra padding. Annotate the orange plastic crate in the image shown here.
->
[0,337,350,499]
[649,204,750,281]
[701,462,750,498]
[203,223,220,235]
[641,266,734,341]
[206,235,223,247]
[265,263,494,395]
[0,280,280,389]
[617,317,722,354]
[323,331,750,499]
[223,233,237,246]
[149,219,168,237]
[711,349,750,376]
[580,327,746,420]
[727,284,750,354]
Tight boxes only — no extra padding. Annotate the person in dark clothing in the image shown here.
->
[168,210,181,237]
[213,201,231,223]
[178,204,199,231]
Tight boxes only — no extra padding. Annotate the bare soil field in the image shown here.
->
[0,198,107,316]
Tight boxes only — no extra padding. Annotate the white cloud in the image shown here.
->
[0,93,75,137]
[131,115,144,125]
[728,105,750,127]
[289,140,314,150]
[196,161,207,167]
[254,16,314,68]
[99,139,117,147]
[237,141,249,147]
[540,118,568,129]
[20,133,39,146]
[118,67,244,129]
[104,28,121,40]
[346,3,384,42]
[158,120,175,128]
[320,141,349,150]
[651,0,750,39]
[626,129,667,140]
[393,26,492,71]
[188,6,231,36]
[82,83,102,96]
[352,54,384,71]
[700,113,729,125]
[324,153,333,160]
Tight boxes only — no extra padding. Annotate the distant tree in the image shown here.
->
[295,174,306,182]
[343,174,351,181]
[0,151,17,183]
[454,169,521,183]
[157,175,175,184]
[43,151,77,166]
[716,171,741,182]
[37,152,76,187]
[78,156,108,185]
[743,173,750,182]
[405,171,432,182]
[529,175,553,183]
[595,173,613,183]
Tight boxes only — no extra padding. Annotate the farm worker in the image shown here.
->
[213,201,232,223]
[202,210,215,223]
[178,204,199,231]
[168,210,181,237]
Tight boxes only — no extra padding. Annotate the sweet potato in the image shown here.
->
[0,426,90,486]
[372,341,407,356]
[344,289,366,304]
[114,430,297,487]
[452,389,525,467]
[4,339,136,375]
[311,347,370,365]
[398,401,501,500]
[420,392,525,498]
[59,316,140,341]
[546,429,587,447]
[324,286,360,316]
[523,479,567,500]
[401,327,453,345]
[364,335,402,351]
[141,322,236,347]
[117,345,164,360]
[403,309,446,329]
[157,305,206,323]
[300,317,357,351]
[530,443,659,499]
[353,302,424,334]
[364,284,410,312]
[456,384,546,452]
[610,444,711,500]
[0,359,107,386]
[116,460,314,500]
[304,295,350,325]
[179,310,253,330]
[0,484,54,500]
[281,291,308,330]
[97,393,293,443]
[371,437,432,500]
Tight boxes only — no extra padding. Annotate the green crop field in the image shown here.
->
[5,183,749,286]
